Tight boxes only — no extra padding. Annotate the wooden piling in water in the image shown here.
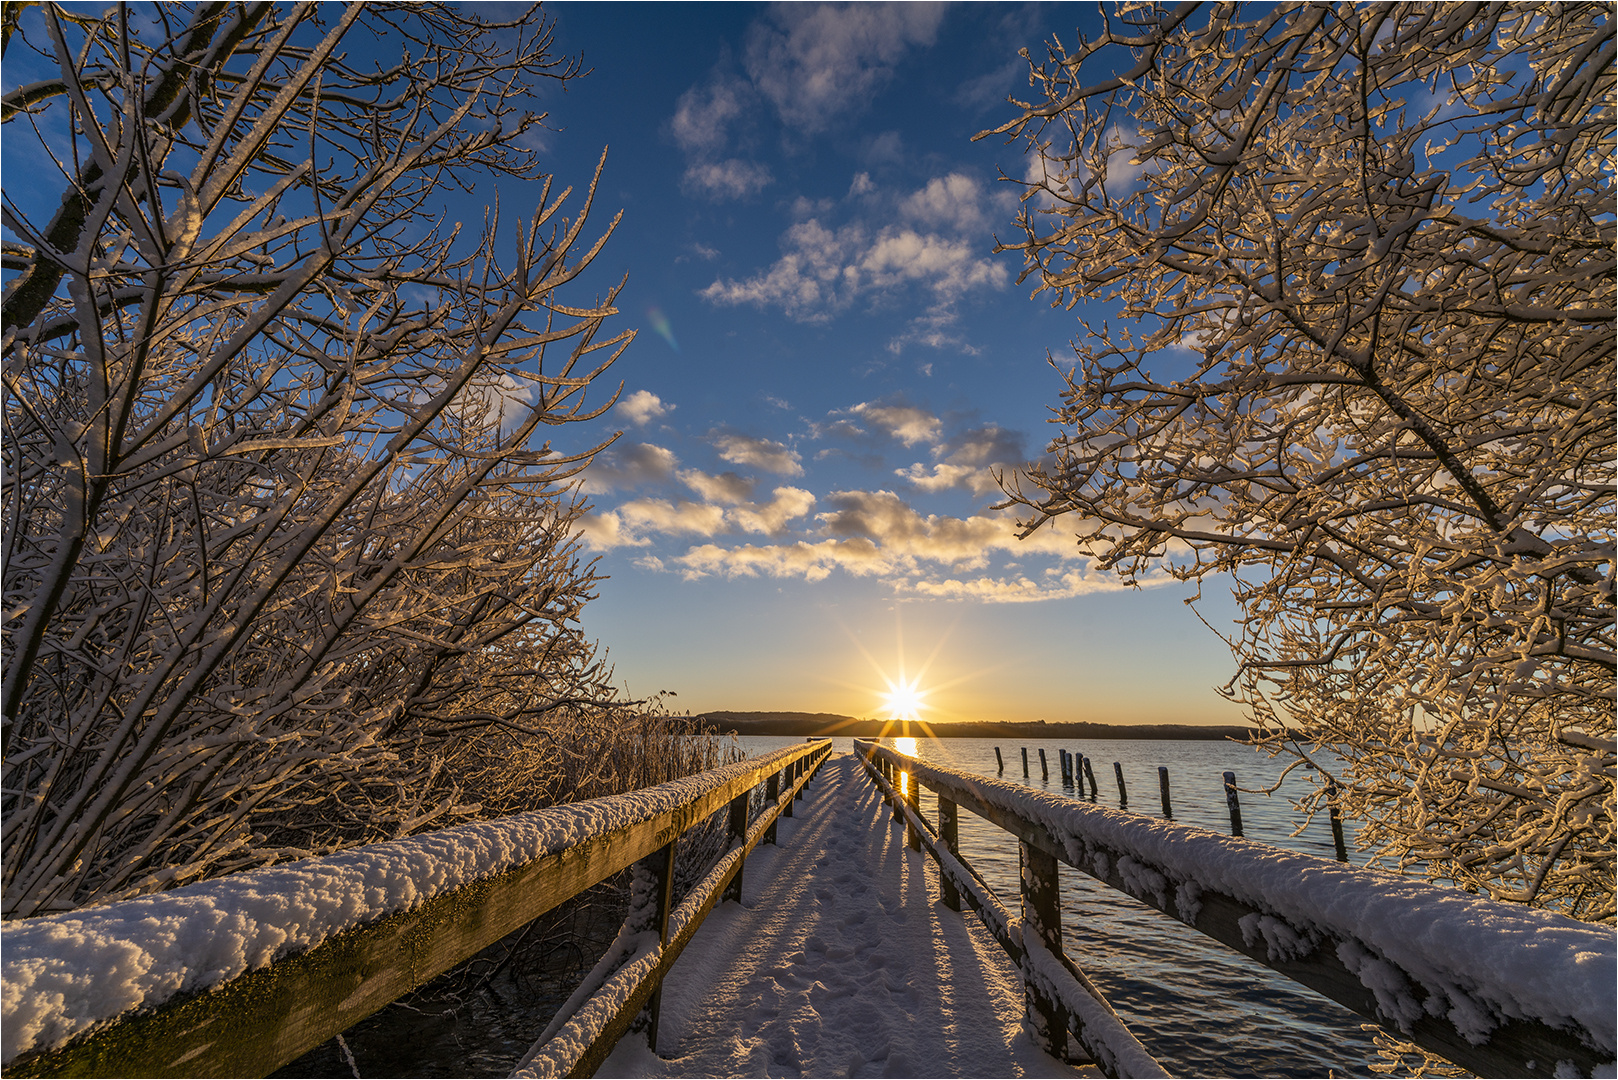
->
[1021,747,1029,777]
[994,745,1004,773]
[1113,762,1128,808]
[1039,748,1049,781]
[1328,780,1348,862]
[1073,752,1084,797]
[1060,749,1072,785]
[1158,766,1172,818]
[1082,756,1098,800]
[1223,771,1244,837]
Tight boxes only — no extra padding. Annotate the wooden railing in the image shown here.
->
[3,739,833,1079]
[855,739,1614,1080]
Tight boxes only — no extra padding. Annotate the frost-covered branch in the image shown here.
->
[0,3,653,917]
[985,2,1614,919]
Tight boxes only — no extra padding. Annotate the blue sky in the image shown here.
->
[520,3,1248,725]
[0,2,1247,727]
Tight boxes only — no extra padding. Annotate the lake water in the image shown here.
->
[733,735,1388,1078]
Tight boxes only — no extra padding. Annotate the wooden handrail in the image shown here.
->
[855,739,1615,1080]
[856,744,1166,1078]
[514,741,832,1078]
[3,740,833,1079]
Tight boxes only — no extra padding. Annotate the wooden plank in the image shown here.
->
[859,742,1608,1080]
[7,743,830,1080]
[560,742,830,1078]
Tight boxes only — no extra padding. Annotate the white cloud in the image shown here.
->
[847,402,941,447]
[450,371,532,432]
[618,498,728,539]
[900,173,987,232]
[848,171,875,197]
[712,432,804,476]
[680,469,756,505]
[700,203,1008,322]
[885,304,976,355]
[661,488,1135,599]
[616,389,672,426]
[672,79,747,153]
[745,3,946,133]
[684,159,774,200]
[895,461,981,493]
[578,484,814,549]
[896,424,1030,495]
[576,509,644,550]
[578,442,679,494]
[730,486,817,535]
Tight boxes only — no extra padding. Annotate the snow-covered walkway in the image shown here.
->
[601,752,1092,1079]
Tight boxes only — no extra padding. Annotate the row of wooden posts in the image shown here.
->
[993,745,1349,863]
[859,740,1611,1079]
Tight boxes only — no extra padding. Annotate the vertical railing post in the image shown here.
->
[783,758,795,818]
[1020,842,1071,1060]
[627,840,677,1050]
[723,787,749,903]
[938,797,961,911]
[765,771,781,844]
[795,755,805,800]
[905,771,921,852]
[1224,771,1244,837]
[891,760,904,822]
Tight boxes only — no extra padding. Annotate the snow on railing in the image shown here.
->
[855,739,1615,1080]
[2,740,834,1079]
[856,743,1167,1079]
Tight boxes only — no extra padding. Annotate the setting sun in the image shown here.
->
[880,677,927,722]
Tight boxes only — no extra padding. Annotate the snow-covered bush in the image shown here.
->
[0,3,666,917]
[985,3,1614,920]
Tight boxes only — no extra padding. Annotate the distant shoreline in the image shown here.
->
[695,711,1255,741]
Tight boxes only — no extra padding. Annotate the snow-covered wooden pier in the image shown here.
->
[3,743,1613,1079]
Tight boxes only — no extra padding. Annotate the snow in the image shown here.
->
[597,753,1099,1078]
[861,741,1617,1062]
[1,746,811,1064]
[864,752,1166,1078]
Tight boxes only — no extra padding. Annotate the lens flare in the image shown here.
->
[881,678,926,722]
[647,305,679,352]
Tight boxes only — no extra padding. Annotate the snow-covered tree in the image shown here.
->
[0,3,649,916]
[986,3,1614,920]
